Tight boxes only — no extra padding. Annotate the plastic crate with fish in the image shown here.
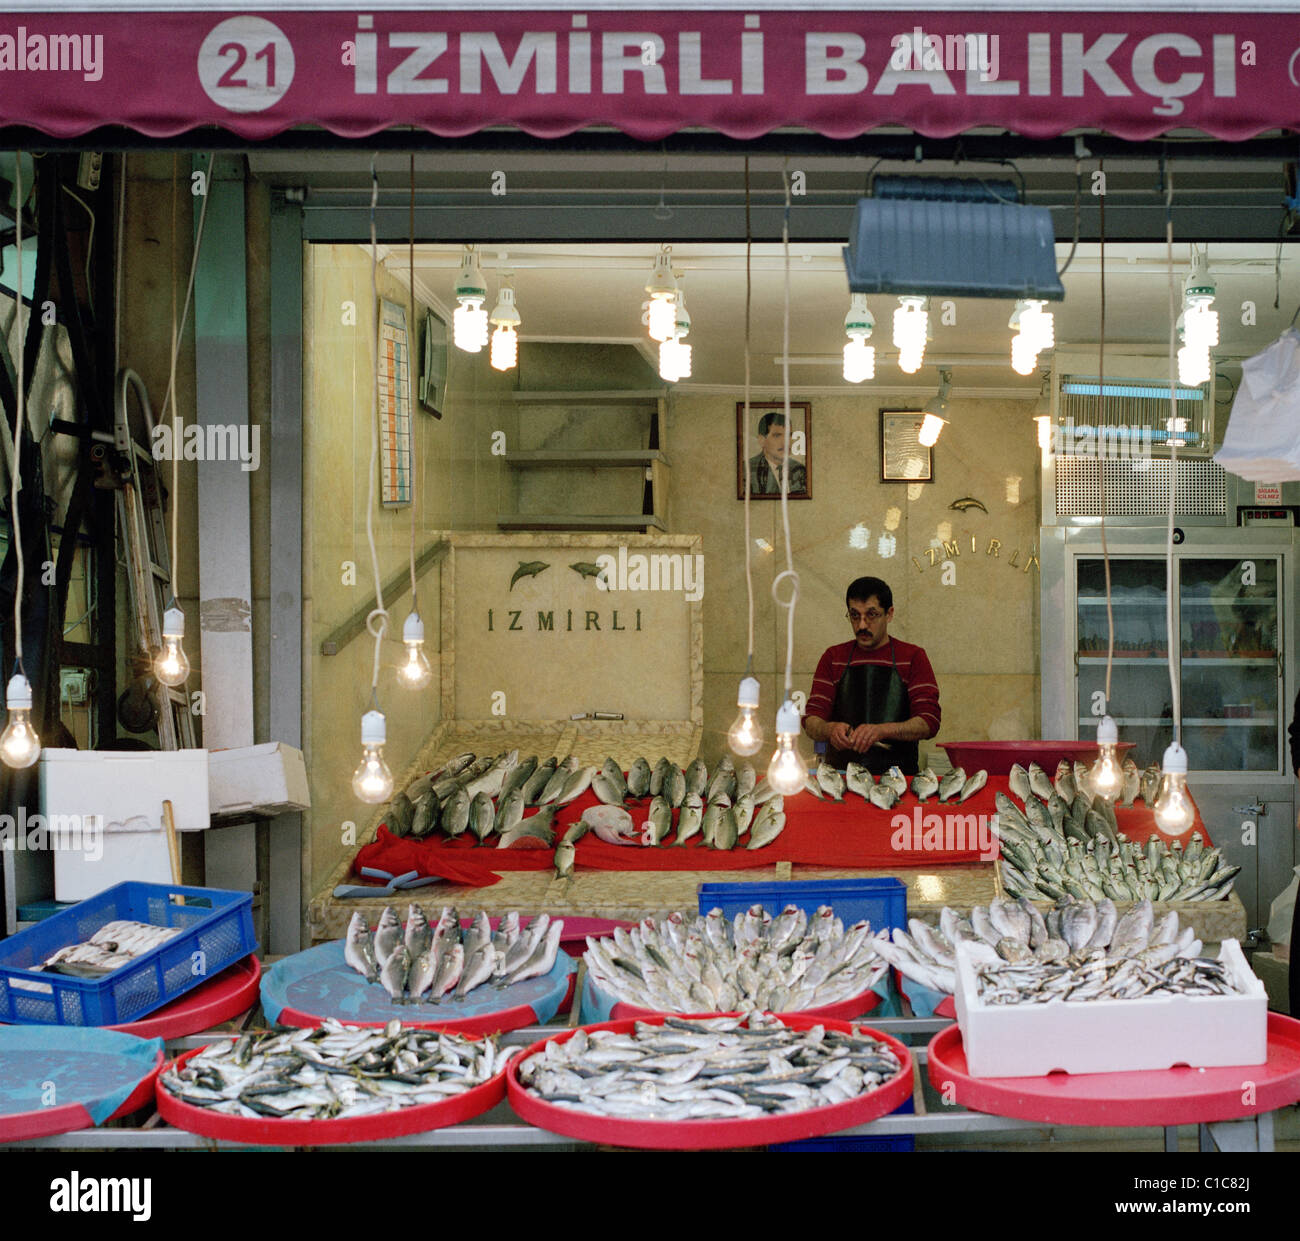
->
[0,882,256,1027]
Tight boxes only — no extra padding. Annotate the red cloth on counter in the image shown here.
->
[351,774,1211,890]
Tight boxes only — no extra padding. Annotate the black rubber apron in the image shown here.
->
[826,640,919,776]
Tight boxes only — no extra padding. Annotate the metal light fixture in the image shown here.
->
[842,293,875,383]
[453,246,488,353]
[488,275,521,372]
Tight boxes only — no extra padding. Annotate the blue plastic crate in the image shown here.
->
[771,1095,916,1153]
[696,877,907,940]
[0,881,256,1027]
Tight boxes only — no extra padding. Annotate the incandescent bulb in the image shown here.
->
[154,606,190,687]
[397,611,433,689]
[728,676,763,757]
[352,709,394,803]
[0,673,39,769]
[1089,715,1123,801]
[1153,742,1195,835]
[766,700,806,795]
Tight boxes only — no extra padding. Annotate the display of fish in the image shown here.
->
[408,791,440,840]
[746,801,787,849]
[641,795,674,846]
[582,804,638,845]
[845,761,875,800]
[517,1012,901,1121]
[1009,763,1031,803]
[342,907,565,1003]
[160,1019,510,1119]
[663,763,687,809]
[868,783,898,810]
[1139,763,1161,806]
[674,795,705,847]
[872,896,1221,1000]
[37,920,185,977]
[1053,760,1076,804]
[684,757,709,797]
[583,905,887,1014]
[1027,761,1055,803]
[1120,756,1140,807]
[626,757,653,799]
[521,757,560,805]
[591,770,626,806]
[498,755,538,804]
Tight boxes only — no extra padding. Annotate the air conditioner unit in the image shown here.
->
[1042,351,1227,526]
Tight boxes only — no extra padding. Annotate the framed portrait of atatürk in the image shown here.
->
[736,401,811,500]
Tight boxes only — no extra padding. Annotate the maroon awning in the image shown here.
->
[0,9,1296,142]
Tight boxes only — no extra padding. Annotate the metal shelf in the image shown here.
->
[496,514,666,532]
[505,450,667,468]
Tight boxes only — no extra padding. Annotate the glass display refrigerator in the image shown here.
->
[1040,525,1298,932]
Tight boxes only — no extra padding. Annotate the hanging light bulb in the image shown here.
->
[893,296,927,374]
[766,699,806,795]
[645,246,678,343]
[842,293,875,383]
[1152,741,1196,835]
[154,605,191,687]
[352,709,394,803]
[1035,415,1052,451]
[452,246,488,353]
[1010,331,1039,376]
[1177,342,1211,387]
[488,278,521,372]
[1088,715,1124,802]
[1182,253,1219,350]
[1020,300,1055,352]
[727,676,763,757]
[397,610,433,689]
[917,414,945,447]
[917,369,950,446]
[0,672,40,769]
[658,283,692,382]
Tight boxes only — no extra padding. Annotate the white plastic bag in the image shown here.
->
[1267,864,1299,947]
[1215,329,1300,481]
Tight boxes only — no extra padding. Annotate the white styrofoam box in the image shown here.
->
[208,742,310,818]
[954,939,1268,1078]
[39,749,211,902]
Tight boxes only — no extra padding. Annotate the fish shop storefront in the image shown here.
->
[0,0,1299,1166]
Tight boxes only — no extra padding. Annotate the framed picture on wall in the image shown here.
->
[418,307,448,418]
[736,401,812,499]
[880,409,935,483]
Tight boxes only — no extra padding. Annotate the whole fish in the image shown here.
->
[536,762,575,806]
[1139,764,1161,806]
[746,808,787,849]
[868,784,898,810]
[731,794,756,836]
[387,792,414,839]
[816,762,846,801]
[464,751,519,801]
[455,945,497,999]
[642,795,674,846]
[373,906,403,968]
[713,807,740,850]
[404,905,432,960]
[846,762,875,800]
[494,788,526,837]
[428,942,465,1003]
[555,765,598,806]
[1027,762,1054,803]
[958,769,988,803]
[437,789,468,841]
[1009,763,1031,803]
[701,801,725,849]
[469,792,496,842]
[497,812,558,849]
[600,757,628,800]
[583,804,638,845]
[554,839,577,879]
[626,757,653,799]
[380,944,411,1003]
[591,772,626,806]
[736,763,758,798]
[407,948,437,1003]
[1120,757,1140,807]
[938,767,967,803]
[649,757,671,797]
[409,791,440,839]
[663,763,687,809]
[881,766,908,797]
[912,768,940,802]
[1053,760,1076,804]
[706,757,736,803]
[499,755,538,804]
[1073,760,1094,799]
[674,795,704,846]
[344,912,379,982]
[522,757,559,804]
[501,921,563,987]
[684,758,709,797]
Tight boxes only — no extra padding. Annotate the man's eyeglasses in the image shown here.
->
[847,609,886,624]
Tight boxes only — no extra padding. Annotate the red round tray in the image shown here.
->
[156,1041,509,1146]
[273,968,577,1037]
[507,1013,913,1150]
[927,1012,1300,1128]
[108,956,261,1039]
[0,1048,163,1143]
[607,984,882,1024]
[939,740,1136,775]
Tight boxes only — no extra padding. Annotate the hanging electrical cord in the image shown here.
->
[353,157,395,803]
[398,152,431,690]
[1088,160,1124,803]
[114,154,126,376]
[726,157,762,757]
[765,164,804,795]
[1153,166,1195,835]
[153,153,215,688]
[2,152,40,768]
[1056,160,1083,279]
